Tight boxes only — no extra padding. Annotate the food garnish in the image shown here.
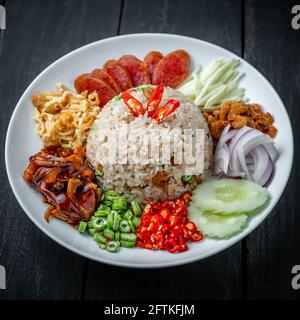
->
[121,85,181,123]
[136,192,204,253]
[178,59,245,109]
[121,91,145,116]
[203,100,277,141]
[23,146,100,226]
[32,84,100,149]
[146,83,164,117]
[188,179,270,238]
[151,99,180,123]
[214,125,277,186]
[82,190,141,252]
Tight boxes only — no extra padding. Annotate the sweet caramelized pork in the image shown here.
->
[23,146,100,226]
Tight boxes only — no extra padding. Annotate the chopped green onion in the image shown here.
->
[120,233,137,242]
[182,175,195,183]
[95,167,103,176]
[120,240,136,248]
[99,243,106,249]
[119,219,131,233]
[131,200,141,216]
[106,241,120,253]
[78,221,87,233]
[136,84,151,90]
[103,228,114,241]
[114,94,121,101]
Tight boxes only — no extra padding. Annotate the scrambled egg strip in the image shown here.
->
[32,84,100,148]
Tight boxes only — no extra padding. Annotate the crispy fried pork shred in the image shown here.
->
[23,146,100,226]
[203,101,277,141]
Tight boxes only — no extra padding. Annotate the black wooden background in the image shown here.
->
[0,0,299,300]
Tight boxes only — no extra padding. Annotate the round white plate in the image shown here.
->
[5,33,293,268]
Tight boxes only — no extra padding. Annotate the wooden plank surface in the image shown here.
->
[243,0,300,299]
[83,0,243,300]
[0,0,122,299]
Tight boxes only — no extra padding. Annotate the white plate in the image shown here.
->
[5,33,293,268]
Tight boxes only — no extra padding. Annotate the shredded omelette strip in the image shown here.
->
[32,84,100,149]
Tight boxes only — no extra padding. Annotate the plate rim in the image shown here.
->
[5,33,294,268]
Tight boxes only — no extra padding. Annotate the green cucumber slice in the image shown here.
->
[188,204,248,238]
[192,179,269,215]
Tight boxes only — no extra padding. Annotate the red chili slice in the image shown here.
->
[103,60,133,91]
[144,51,164,80]
[118,55,150,87]
[152,99,180,123]
[91,68,121,93]
[152,50,190,88]
[74,74,117,107]
[121,91,145,117]
[146,83,164,117]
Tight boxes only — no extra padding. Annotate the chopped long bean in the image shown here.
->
[78,221,87,233]
[106,241,120,253]
[123,210,133,221]
[120,240,136,248]
[131,200,142,216]
[94,233,107,244]
[114,231,120,241]
[103,228,114,241]
[120,233,137,242]
[113,212,121,231]
[119,219,131,233]
[87,190,141,252]
[107,212,114,229]
[112,196,127,212]
[132,216,140,229]
[88,217,107,232]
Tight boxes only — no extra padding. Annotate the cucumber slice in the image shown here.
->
[192,179,269,215]
[188,204,247,238]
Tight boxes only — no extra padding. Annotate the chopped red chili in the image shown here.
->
[136,192,204,253]
[121,91,145,117]
[146,83,164,117]
[151,99,180,123]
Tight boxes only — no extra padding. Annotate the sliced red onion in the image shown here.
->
[214,125,236,174]
[214,125,277,186]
